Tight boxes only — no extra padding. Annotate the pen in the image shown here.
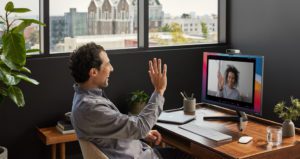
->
[183,91,188,99]
[180,92,187,100]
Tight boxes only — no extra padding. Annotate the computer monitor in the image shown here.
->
[201,52,264,121]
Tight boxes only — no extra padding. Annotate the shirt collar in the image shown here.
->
[73,84,103,96]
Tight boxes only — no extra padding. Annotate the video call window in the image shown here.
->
[207,58,254,104]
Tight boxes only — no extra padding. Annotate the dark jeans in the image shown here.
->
[154,147,195,159]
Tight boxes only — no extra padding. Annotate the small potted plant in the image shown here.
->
[128,90,149,115]
[274,96,300,137]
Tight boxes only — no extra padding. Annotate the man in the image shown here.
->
[69,42,194,159]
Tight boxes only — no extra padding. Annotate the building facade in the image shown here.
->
[163,14,218,36]
[64,8,88,37]
[148,0,164,31]
[88,0,163,35]
[50,16,65,51]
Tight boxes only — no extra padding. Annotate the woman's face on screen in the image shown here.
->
[227,72,236,88]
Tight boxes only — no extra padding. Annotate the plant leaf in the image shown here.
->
[20,66,31,74]
[26,49,40,53]
[18,19,45,26]
[8,86,25,107]
[1,31,26,70]
[0,65,21,85]
[0,87,8,96]
[12,21,32,33]
[5,1,14,12]
[15,74,39,85]
[11,8,31,13]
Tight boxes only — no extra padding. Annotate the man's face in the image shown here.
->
[227,72,236,88]
[93,51,113,88]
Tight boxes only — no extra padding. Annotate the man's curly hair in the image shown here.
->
[225,65,239,87]
[69,42,105,83]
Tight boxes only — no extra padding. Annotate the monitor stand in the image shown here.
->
[203,110,248,131]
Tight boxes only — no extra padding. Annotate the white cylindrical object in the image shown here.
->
[183,98,196,114]
[0,146,7,159]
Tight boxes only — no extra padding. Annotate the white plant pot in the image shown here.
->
[0,146,7,159]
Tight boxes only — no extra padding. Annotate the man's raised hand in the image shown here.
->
[148,58,167,96]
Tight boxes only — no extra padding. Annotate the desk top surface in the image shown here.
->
[156,104,300,159]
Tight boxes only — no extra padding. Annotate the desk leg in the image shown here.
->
[51,144,56,159]
[59,143,66,159]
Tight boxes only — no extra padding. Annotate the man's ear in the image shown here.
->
[89,68,98,77]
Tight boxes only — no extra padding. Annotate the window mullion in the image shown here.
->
[219,0,226,43]
[42,0,50,55]
[138,0,148,48]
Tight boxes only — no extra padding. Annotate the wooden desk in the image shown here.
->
[37,127,77,159]
[156,104,300,159]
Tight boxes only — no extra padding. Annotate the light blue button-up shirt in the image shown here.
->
[71,84,164,159]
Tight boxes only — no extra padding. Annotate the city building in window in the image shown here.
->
[64,8,88,37]
[50,16,65,51]
[88,0,163,35]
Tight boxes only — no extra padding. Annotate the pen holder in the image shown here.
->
[183,98,196,115]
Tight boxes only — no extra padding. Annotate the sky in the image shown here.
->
[0,0,39,17]
[0,0,218,17]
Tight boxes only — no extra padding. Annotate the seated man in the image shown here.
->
[69,42,194,159]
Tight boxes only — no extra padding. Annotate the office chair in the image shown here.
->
[78,139,109,159]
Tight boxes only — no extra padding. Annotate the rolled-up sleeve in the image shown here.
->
[73,92,164,140]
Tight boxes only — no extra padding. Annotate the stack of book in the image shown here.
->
[56,119,75,134]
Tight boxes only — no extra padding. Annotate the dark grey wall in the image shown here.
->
[0,46,227,159]
[5,0,300,158]
[229,0,300,127]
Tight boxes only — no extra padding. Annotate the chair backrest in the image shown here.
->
[78,139,109,159]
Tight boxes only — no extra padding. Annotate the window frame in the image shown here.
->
[33,0,226,58]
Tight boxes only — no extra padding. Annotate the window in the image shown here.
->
[3,0,224,56]
[0,0,40,53]
[149,0,219,47]
[50,0,138,53]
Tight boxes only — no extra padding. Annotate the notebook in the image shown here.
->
[157,111,196,124]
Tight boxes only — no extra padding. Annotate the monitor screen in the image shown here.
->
[201,52,264,115]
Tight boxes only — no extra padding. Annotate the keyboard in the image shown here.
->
[179,123,232,142]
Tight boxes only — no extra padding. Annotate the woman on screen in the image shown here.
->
[217,65,241,100]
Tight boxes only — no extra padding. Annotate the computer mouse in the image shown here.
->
[238,136,253,144]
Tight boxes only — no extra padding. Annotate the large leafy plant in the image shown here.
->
[0,1,44,107]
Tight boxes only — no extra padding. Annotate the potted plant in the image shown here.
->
[128,90,149,115]
[0,1,44,158]
[274,96,300,137]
